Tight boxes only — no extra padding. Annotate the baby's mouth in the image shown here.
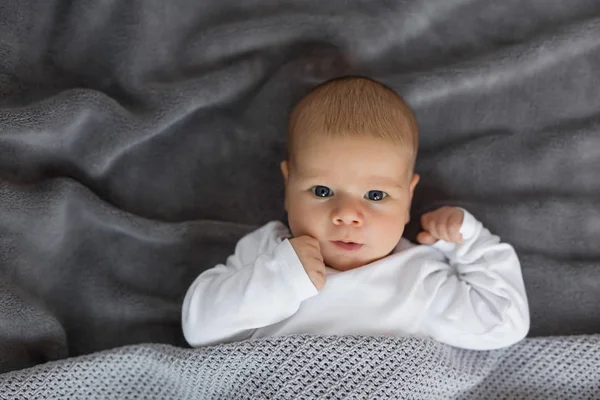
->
[331,241,363,252]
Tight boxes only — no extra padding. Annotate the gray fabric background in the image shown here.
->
[1,0,600,373]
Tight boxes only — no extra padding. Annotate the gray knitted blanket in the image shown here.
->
[1,335,599,400]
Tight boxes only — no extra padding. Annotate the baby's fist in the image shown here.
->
[289,235,327,290]
[417,206,465,245]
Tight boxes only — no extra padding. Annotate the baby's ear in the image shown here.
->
[280,160,289,212]
[280,160,289,183]
[409,173,420,198]
[406,173,420,223]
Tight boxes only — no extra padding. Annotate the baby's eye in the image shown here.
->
[365,190,387,201]
[312,185,333,198]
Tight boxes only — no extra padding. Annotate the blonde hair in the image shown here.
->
[287,76,419,165]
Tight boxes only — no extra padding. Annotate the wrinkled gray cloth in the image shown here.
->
[2,335,600,400]
[1,0,600,375]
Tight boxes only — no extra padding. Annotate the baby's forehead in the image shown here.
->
[291,136,414,179]
[292,133,414,156]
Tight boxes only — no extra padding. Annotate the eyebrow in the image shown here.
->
[365,177,405,189]
[297,170,404,189]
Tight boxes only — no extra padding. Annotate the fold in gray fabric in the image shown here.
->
[1,0,600,373]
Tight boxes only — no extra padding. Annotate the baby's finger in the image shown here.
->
[445,209,462,240]
[449,225,463,242]
[416,231,436,245]
[424,218,440,239]
[448,213,463,242]
[313,263,326,276]
[317,262,327,276]
[437,216,450,241]
[305,236,321,251]
[420,213,434,231]
[311,270,326,291]
[311,250,324,263]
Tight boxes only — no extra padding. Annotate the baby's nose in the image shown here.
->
[332,204,364,226]
[334,216,362,226]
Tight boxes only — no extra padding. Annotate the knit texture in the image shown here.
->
[1,335,599,399]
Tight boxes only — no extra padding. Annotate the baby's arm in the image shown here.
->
[417,207,529,350]
[182,222,318,347]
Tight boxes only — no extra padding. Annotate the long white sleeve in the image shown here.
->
[420,209,530,350]
[182,221,318,347]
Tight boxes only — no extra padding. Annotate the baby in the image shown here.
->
[182,77,529,350]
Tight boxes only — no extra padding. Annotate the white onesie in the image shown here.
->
[182,209,529,350]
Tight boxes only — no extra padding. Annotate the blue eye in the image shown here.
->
[365,190,387,201]
[312,186,333,198]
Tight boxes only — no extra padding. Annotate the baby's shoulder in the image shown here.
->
[252,220,291,240]
[235,220,291,256]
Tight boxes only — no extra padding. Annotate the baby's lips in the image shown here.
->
[331,241,364,252]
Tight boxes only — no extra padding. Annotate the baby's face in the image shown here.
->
[281,136,419,271]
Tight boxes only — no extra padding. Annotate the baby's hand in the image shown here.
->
[417,206,465,245]
[289,235,327,290]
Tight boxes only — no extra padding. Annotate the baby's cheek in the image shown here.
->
[287,215,308,238]
[287,203,320,238]
[375,212,405,245]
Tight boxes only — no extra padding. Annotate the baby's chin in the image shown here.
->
[324,252,385,272]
